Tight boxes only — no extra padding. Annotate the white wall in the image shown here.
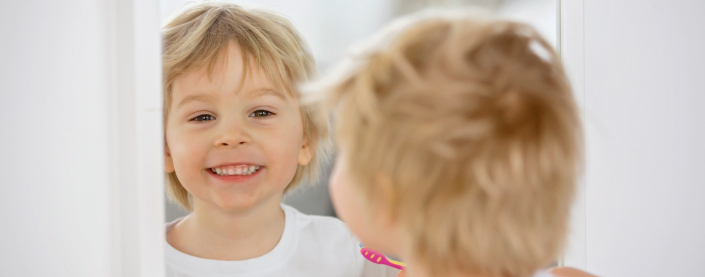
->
[564,0,705,276]
[497,0,558,48]
[0,0,164,276]
[159,0,395,72]
[0,1,111,275]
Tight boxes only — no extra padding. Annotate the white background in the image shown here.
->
[0,0,164,276]
[585,0,705,276]
[562,0,705,276]
[0,1,113,274]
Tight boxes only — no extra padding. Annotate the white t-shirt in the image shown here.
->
[165,204,399,277]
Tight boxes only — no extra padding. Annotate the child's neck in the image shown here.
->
[406,267,505,277]
[403,256,508,277]
[167,195,286,261]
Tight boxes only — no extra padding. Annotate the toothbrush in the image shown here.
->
[359,246,406,270]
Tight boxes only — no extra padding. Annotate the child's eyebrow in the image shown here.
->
[176,94,216,109]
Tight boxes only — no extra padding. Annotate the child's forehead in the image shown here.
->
[175,42,294,98]
[172,68,288,102]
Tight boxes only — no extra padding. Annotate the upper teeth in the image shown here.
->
[212,165,260,176]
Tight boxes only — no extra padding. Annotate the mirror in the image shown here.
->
[159,0,560,222]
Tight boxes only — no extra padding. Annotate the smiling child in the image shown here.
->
[161,3,398,277]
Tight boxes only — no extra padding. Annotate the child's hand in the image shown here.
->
[397,270,405,277]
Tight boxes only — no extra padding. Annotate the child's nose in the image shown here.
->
[213,123,252,147]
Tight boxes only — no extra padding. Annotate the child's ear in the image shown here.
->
[165,144,175,173]
[298,137,313,166]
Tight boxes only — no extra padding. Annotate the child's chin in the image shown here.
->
[204,184,286,212]
[213,194,268,212]
[216,200,259,212]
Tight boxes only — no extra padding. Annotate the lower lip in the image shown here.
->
[207,167,263,182]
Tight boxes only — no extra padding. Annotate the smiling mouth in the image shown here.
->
[210,165,262,176]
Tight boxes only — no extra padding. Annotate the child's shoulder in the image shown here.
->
[285,205,401,277]
[282,204,371,276]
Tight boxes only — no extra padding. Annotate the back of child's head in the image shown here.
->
[162,2,322,210]
[306,12,581,277]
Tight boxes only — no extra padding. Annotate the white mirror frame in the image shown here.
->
[109,0,165,275]
[116,0,588,275]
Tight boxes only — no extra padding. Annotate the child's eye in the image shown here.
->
[249,110,274,118]
[190,114,216,122]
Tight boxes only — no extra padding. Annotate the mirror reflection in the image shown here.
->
[161,0,558,222]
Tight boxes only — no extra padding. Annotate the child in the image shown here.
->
[161,2,398,276]
[304,12,585,277]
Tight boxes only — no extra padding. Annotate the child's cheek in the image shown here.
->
[329,157,368,238]
[166,124,208,182]
[330,156,398,254]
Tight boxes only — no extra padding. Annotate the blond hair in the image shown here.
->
[162,2,322,210]
[306,14,581,277]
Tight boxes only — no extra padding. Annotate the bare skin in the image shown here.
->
[167,198,285,260]
[550,267,598,277]
[396,267,599,277]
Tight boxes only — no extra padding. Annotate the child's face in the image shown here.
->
[329,149,403,256]
[165,41,312,212]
